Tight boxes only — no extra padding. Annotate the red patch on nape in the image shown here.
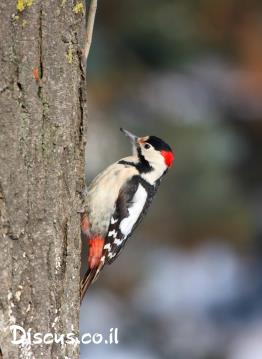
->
[161,150,174,167]
[88,236,105,269]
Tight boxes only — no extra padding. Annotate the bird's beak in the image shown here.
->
[120,128,138,145]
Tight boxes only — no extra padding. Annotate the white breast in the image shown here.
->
[86,159,138,236]
[119,184,147,237]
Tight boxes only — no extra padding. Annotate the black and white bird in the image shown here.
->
[80,128,174,302]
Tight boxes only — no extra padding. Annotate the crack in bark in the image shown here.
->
[11,36,28,113]
[61,217,68,278]
[78,86,84,144]
[37,6,49,161]
[38,7,44,142]
[39,8,43,81]
[37,7,44,97]
[77,49,85,146]
[16,77,27,112]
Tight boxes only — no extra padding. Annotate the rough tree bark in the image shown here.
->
[0,1,87,358]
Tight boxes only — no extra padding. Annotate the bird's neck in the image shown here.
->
[140,164,167,185]
[120,154,166,185]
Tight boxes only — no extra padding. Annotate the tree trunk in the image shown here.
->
[0,1,86,358]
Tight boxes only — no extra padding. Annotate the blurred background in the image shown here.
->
[80,1,262,358]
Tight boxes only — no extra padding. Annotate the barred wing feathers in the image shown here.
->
[103,176,148,264]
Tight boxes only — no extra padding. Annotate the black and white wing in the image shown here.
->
[103,176,152,265]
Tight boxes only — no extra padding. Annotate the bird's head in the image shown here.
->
[120,128,174,172]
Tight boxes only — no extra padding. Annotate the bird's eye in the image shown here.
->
[144,143,151,149]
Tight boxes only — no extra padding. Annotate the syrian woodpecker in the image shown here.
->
[80,128,174,302]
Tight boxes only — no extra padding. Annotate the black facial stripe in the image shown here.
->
[136,147,153,173]
[118,149,153,174]
[118,160,134,167]
[147,136,172,152]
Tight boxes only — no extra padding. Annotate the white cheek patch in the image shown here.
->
[119,184,147,237]
[140,148,166,185]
